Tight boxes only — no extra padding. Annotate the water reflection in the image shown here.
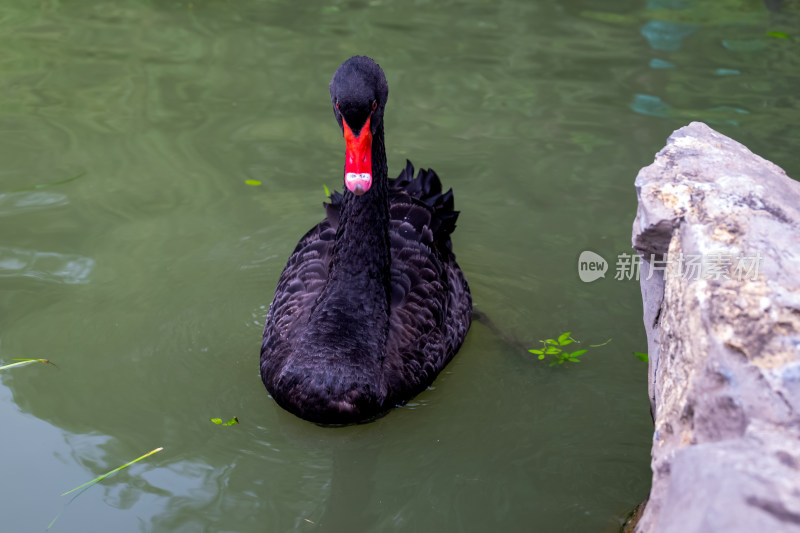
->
[641,0,696,51]
[0,191,69,215]
[649,58,676,69]
[0,246,94,284]
[136,421,383,532]
[640,20,696,51]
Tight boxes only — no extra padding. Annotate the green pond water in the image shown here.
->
[1,0,798,531]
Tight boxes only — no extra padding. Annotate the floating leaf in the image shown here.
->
[589,338,612,348]
[323,184,330,197]
[531,332,613,366]
[211,416,239,426]
[766,31,789,39]
[245,179,262,186]
[61,447,163,496]
[0,358,55,371]
[49,447,163,529]
[634,352,649,363]
[11,172,86,193]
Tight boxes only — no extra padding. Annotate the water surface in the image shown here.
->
[1,0,798,531]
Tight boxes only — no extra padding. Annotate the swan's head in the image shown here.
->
[330,56,389,196]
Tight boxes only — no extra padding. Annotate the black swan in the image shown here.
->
[260,56,472,424]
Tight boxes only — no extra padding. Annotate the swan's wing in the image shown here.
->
[260,206,339,379]
[384,163,472,402]
[264,222,336,337]
[264,191,343,339]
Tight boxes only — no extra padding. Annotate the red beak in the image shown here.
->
[343,116,372,195]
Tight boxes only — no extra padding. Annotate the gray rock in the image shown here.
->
[632,122,800,533]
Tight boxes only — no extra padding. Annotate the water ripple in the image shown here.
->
[0,246,94,284]
[0,190,69,215]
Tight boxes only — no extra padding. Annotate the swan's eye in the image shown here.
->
[335,100,339,110]
[371,100,377,110]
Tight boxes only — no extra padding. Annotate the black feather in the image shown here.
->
[260,57,471,425]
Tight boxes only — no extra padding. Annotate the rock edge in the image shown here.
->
[632,122,800,533]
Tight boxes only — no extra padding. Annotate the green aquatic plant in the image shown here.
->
[60,447,163,497]
[0,358,55,370]
[210,416,239,426]
[10,172,85,193]
[633,352,648,363]
[766,30,789,39]
[529,332,586,366]
[528,333,611,366]
[48,447,163,529]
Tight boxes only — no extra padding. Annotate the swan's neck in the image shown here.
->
[330,124,390,287]
[305,125,390,357]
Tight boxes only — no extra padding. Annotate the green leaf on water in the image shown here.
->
[323,184,330,197]
[61,447,163,496]
[589,338,612,347]
[211,416,239,426]
[634,352,649,363]
[48,447,163,529]
[11,172,86,193]
[766,30,789,39]
[530,332,613,367]
[245,179,262,186]
[0,358,55,371]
